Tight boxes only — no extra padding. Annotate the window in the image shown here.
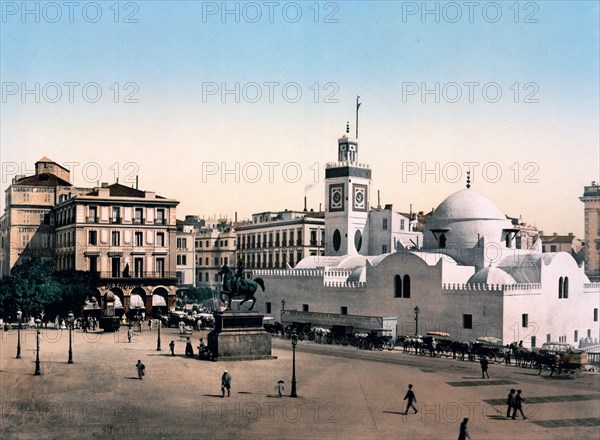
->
[156,209,165,225]
[205,272,208,282]
[214,257,219,266]
[383,218,388,230]
[587,329,591,338]
[134,258,143,277]
[112,231,120,246]
[88,256,98,273]
[205,257,209,265]
[382,245,388,254]
[176,271,183,285]
[282,231,287,246]
[340,307,348,315]
[463,314,472,329]
[594,308,598,322]
[394,275,402,298]
[303,304,309,312]
[400,219,405,230]
[88,231,97,245]
[88,206,97,222]
[558,276,563,298]
[531,336,536,348]
[111,257,120,277]
[266,302,272,314]
[177,238,187,249]
[563,277,568,298]
[134,208,144,224]
[574,330,578,343]
[522,314,528,328]
[156,258,165,277]
[111,207,120,223]
[310,230,317,246]
[214,273,219,282]
[135,232,143,247]
[403,275,411,298]
[156,232,165,247]
[550,245,557,252]
[176,255,187,265]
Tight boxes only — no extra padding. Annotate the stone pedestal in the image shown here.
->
[208,311,275,361]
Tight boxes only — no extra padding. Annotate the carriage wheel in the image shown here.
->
[386,340,395,351]
[308,332,315,341]
[298,332,305,341]
[326,335,333,344]
[376,341,384,351]
[334,337,342,345]
[341,336,349,346]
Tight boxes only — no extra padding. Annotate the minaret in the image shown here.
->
[324,122,371,256]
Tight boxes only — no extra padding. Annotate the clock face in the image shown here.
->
[329,185,344,212]
[353,184,367,211]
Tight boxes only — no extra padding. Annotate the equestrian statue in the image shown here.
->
[218,260,265,311]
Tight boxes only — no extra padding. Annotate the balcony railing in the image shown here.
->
[133,218,145,224]
[87,216,98,223]
[100,271,176,279]
[155,219,167,225]
[110,217,122,224]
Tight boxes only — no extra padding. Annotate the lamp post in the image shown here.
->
[156,313,162,351]
[290,330,298,397]
[34,318,41,376]
[67,311,74,364]
[16,309,22,359]
[414,306,420,336]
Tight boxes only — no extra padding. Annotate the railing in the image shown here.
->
[133,218,145,224]
[99,271,176,279]
[110,217,122,224]
[155,219,167,225]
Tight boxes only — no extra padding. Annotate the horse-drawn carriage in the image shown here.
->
[537,342,589,376]
[360,328,395,351]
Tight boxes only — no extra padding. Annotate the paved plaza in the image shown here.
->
[1,326,599,440]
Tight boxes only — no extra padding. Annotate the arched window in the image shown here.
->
[563,277,569,298]
[558,276,563,298]
[403,275,411,298]
[394,275,402,298]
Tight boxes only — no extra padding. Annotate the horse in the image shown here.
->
[217,265,265,310]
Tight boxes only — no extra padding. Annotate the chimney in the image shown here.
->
[319,203,322,212]
[409,203,412,217]
[235,211,238,223]
[304,196,307,212]
[568,232,573,236]
[135,175,139,190]
[553,232,557,236]
[377,190,381,209]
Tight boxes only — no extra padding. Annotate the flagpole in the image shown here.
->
[355,95,361,139]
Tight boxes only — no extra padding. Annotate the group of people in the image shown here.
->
[169,337,214,361]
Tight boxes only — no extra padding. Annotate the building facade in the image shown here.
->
[235,210,325,270]
[580,182,600,281]
[195,226,237,290]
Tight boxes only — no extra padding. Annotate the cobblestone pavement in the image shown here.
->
[1,328,598,439]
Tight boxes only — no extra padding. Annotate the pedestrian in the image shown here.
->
[136,360,145,379]
[506,389,516,417]
[401,384,418,415]
[221,370,232,397]
[504,345,512,365]
[127,327,133,343]
[480,357,489,378]
[511,389,527,420]
[275,380,285,397]
[457,418,470,440]
[169,339,175,356]
[148,319,153,330]
[185,337,194,357]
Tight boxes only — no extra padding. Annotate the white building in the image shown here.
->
[251,131,600,348]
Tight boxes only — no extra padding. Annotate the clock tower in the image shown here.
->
[324,127,371,256]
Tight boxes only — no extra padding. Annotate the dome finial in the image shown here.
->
[346,121,350,134]
[466,171,471,189]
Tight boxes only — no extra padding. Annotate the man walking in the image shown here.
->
[480,357,489,378]
[457,418,470,440]
[221,370,232,397]
[401,384,418,415]
[135,360,145,380]
[169,339,175,356]
[511,389,527,420]
[127,327,133,343]
[506,389,516,417]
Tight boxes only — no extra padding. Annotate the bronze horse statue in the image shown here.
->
[218,264,265,310]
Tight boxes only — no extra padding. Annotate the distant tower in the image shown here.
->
[324,123,371,256]
[580,182,600,281]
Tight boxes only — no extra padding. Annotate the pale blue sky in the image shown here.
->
[1,1,598,235]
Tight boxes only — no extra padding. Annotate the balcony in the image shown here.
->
[87,216,98,223]
[155,219,167,225]
[133,218,145,225]
[100,271,176,280]
[110,217,122,224]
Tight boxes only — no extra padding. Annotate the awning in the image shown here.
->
[114,296,124,309]
[130,294,145,309]
[152,294,167,307]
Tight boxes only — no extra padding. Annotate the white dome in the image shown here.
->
[468,267,516,285]
[424,189,512,250]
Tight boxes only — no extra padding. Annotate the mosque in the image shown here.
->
[252,129,600,348]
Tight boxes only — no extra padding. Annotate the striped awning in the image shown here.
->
[152,294,167,307]
[129,294,145,309]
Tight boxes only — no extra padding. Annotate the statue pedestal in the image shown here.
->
[208,311,275,361]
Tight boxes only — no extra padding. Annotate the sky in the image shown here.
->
[1,1,598,236]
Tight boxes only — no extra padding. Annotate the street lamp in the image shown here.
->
[414,306,420,336]
[16,309,22,359]
[156,313,162,351]
[67,311,74,364]
[290,329,298,397]
[34,318,41,376]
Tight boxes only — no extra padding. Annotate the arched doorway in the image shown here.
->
[129,287,147,320]
[152,287,169,317]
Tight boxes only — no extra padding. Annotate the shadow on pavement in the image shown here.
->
[382,411,404,415]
